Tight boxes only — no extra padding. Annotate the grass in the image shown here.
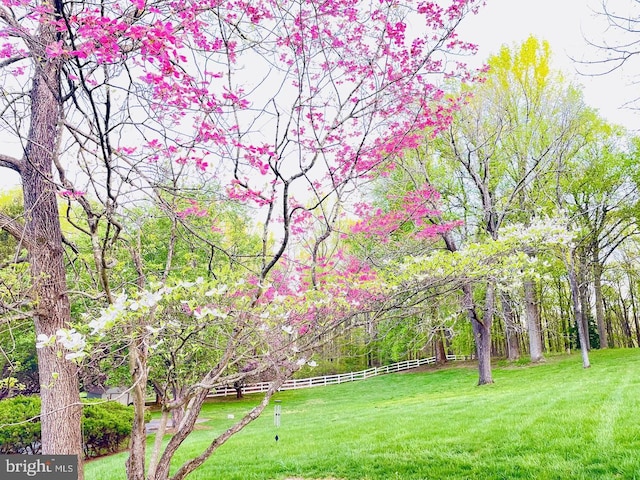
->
[86,349,640,479]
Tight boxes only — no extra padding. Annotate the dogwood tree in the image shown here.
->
[0,0,482,478]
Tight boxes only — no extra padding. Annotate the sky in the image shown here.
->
[0,0,638,190]
[457,0,640,130]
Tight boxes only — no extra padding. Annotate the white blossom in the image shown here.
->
[65,351,87,361]
[36,334,55,349]
[56,329,86,352]
[140,290,163,308]
[205,284,228,296]
[194,306,227,319]
[89,305,121,335]
[113,292,128,310]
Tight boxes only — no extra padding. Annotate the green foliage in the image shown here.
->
[0,395,40,454]
[0,326,39,398]
[449,319,475,356]
[295,329,371,377]
[82,401,143,458]
[567,316,601,351]
[0,189,24,263]
[116,196,261,284]
[0,190,31,331]
[374,316,430,364]
[0,396,145,458]
[487,35,553,102]
[62,196,263,391]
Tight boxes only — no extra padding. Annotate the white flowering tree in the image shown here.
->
[350,176,578,384]
[423,220,581,371]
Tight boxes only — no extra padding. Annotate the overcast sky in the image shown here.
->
[1,0,638,191]
[458,0,640,130]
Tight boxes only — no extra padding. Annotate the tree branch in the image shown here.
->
[0,153,24,174]
[0,54,28,68]
[0,255,27,270]
[0,211,31,250]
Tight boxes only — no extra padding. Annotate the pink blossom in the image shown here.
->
[45,41,67,58]
[58,190,86,200]
[351,184,456,241]
[176,199,208,219]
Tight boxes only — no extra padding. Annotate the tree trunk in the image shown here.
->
[577,258,592,350]
[442,231,493,384]
[568,253,590,368]
[629,276,640,348]
[233,381,244,399]
[618,295,634,348]
[21,19,84,478]
[126,342,149,480]
[366,313,379,367]
[435,329,447,365]
[501,293,520,361]
[524,278,543,362]
[148,409,170,480]
[170,386,190,427]
[602,296,616,348]
[556,278,571,352]
[472,314,493,385]
[593,259,609,348]
[490,318,503,357]
[154,389,209,480]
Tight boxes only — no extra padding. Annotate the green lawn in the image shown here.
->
[86,349,640,479]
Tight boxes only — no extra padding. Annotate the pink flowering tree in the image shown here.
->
[0,0,482,478]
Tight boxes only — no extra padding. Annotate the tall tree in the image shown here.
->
[429,36,594,365]
[0,5,83,469]
[561,130,640,348]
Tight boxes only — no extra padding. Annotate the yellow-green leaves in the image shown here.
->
[487,35,552,101]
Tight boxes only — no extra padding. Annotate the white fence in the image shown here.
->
[208,354,462,398]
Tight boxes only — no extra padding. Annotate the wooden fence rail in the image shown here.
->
[208,355,462,398]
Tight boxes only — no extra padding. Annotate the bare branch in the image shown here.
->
[0,211,31,250]
[0,153,24,174]
[0,54,28,68]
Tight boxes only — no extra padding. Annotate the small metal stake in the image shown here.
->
[274,400,281,441]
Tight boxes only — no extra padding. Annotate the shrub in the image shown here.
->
[0,396,148,458]
[0,395,40,454]
[82,401,137,458]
